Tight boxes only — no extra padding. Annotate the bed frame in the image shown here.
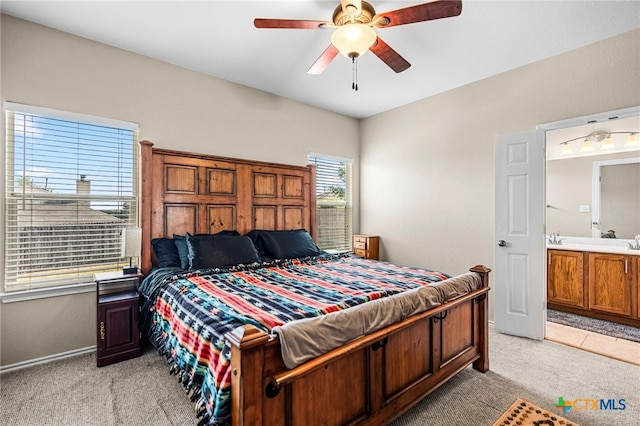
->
[140,141,491,425]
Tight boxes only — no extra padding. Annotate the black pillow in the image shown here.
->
[174,231,241,269]
[172,234,190,270]
[151,238,181,268]
[212,230,241,236]
[246,230,322,260]
[245,230,269,258]
[185,233,261,270]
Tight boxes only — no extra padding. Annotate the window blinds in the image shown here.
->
[4,104,139,291]
[308,154,353,251]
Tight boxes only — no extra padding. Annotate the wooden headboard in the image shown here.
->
[139,140,316,273]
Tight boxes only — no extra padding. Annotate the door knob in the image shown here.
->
[498,240,507,247]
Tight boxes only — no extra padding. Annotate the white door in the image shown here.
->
[494,130,546,339]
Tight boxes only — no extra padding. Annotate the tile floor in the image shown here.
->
[545,321,640,366]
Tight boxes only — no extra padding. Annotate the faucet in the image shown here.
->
[547,232,565,245]
[628,235,640,250]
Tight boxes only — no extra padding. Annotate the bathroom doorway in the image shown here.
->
[541,106,640,364]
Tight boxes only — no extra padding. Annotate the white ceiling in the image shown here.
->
[2,1,639,119]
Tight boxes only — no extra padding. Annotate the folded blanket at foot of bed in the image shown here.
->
[273,271,482,368]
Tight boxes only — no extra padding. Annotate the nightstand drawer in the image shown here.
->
[98,277,139,295]
[354,236,367,244]
[95,270,141,295]
[354,249,367,257]
[353,241,367,250]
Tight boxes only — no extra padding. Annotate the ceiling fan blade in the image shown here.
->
[369,37,411,73]
[254,18,329,29]
[307,44,340,75]
[374,0,462,28]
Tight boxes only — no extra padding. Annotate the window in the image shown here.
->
[4,103,139,291]
[308,154,353,251]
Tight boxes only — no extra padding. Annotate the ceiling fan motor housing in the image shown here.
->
[333,1,377,26]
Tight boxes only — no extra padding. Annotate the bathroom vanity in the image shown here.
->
[547,244,640,327]
[544,111,640,328]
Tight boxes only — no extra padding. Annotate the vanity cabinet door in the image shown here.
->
[588,253,634,317]
[637,257,640,320]
[547,250,585,308]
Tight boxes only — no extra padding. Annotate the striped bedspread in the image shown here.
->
[140,254,449,426]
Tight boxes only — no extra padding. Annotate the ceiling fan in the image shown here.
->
[254,0,462,75]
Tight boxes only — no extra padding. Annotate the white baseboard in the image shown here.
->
[0,346,96,374]
[0,322,497,373]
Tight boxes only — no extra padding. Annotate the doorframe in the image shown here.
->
[535,105,640,335]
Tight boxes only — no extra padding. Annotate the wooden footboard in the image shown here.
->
[226,265,491,426]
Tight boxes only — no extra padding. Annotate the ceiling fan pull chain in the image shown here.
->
[352,56,358,91]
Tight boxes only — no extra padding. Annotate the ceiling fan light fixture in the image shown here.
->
[331,23,376,58]
[255,0,463,74]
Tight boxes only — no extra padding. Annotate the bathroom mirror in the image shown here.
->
[592,158,640,239]
[546,115,640,240]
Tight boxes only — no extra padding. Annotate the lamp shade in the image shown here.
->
[601,135,614,150]
[120,227,142,258]
[626,132,639,147]
[580,139,592,153]
[560,142,572,155]
[331,24,377,58]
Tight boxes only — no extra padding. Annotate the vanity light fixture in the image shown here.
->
[601,134,615,150]
[580,138,593,152]
[626,132,639,147]
[560,130,640,154]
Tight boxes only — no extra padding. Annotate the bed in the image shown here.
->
[139,141,491,426]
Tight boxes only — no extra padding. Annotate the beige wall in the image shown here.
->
[0,15,359,367]
[360,29,640,320]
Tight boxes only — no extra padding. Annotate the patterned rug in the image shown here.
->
[547,309,640,343]
[493,398,578,426]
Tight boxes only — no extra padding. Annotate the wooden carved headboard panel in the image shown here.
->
[140,140,316,273]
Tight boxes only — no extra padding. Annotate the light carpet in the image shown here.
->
[1,327,638,425]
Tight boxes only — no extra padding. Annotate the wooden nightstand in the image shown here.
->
[95,270,143,367]
[353,234,380,260]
